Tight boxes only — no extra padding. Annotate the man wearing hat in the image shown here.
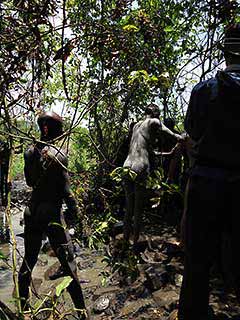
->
[18,111,87,319]
[178,24,240,320]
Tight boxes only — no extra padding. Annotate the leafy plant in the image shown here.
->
[110,167,137,183]
[88,212,117,249]
[102,239,140,284]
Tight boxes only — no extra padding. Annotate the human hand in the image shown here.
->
[175,134,184,142]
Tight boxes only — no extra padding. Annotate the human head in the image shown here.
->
[145,103,160,118]
[37,111,63,141]
[222,23,240,65]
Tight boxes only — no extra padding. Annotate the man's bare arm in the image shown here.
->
[160,122,182,141]
[154,143,180,157]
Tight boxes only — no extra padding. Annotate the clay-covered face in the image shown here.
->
[38,111,63,141]
[43,124,48,136]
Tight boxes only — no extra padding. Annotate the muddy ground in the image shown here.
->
[1,178,240,319]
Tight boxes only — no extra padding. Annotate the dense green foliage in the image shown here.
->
[0,0,239,216]
[1,0,239,156]
[0,0,239,238]
[1,0,240,317]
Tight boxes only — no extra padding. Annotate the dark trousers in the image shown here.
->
[18,202,85,313]
[178,174,240,320]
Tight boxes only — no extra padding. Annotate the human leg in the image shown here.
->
[123,178,134,241]
[18,223,42,310]
[178,175,225,320]
[47,221,86,318]
[228,180,240,299]
[133,177,146,244]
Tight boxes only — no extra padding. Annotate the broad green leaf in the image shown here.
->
[150,75,158,82]
[164,26,173,32]
[56,276,73,297]
[48,222,65,229]
[0,250,7,260]
[101,221,108,229]
[123,24,139,32]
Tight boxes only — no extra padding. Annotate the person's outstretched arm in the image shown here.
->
[160,122,182,141]
[152,118,182,142]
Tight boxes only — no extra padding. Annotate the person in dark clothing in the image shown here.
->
[165,133,194,185]
[18,111,87,319]
[0,141,10,206]
[178,24,240,320]
[163,134,194,249]
[123,104,182,245]
[161,118,181,184]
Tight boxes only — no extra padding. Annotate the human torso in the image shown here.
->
[24,143,67,205]
[186,67,240,176]
[123,118,160,174]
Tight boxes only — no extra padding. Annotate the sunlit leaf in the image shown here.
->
[123,24,139,32]
[0,250,7,260]
[56,276,73,297]
[164,25,174,32]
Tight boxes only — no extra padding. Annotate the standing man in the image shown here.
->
[123,103,182,245]
[18,111,87,319]
[178,24,240,320]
